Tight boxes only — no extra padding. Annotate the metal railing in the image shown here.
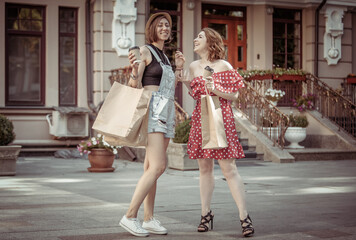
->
[342,80,356,105]
[305,74,356,138]
[245,73,356,138]
[235,81,290,149]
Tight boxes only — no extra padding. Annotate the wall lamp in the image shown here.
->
[186,0,195,10]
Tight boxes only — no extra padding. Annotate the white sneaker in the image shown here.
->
[119,215,149,237]
[142,217,168,235]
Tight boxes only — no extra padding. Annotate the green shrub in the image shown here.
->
[173,119,191,144]
[288,114,309,128]
[0,114,16,146]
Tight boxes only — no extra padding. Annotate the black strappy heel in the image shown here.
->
[240,214,254,237]
[197,210,214,232]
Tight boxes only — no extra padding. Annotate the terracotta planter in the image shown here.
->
[88,148,115,172]
[0,145,22,176]
[346,77,356,84]
[248,74,273,81]
[284,127,307,149]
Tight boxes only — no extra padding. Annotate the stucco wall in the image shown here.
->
[317,7,353,90]
[0,0,87,147]
[246,5,273,70]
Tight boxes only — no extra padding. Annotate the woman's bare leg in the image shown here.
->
[125,133,168,218]
[197,158,215,216]
[143,137,170,221]
[218,158,248,220]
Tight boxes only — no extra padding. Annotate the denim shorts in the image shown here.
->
[147,91,175,138]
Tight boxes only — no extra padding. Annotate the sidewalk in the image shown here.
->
[1,156,356,240]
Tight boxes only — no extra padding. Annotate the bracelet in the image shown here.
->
[130,73,138,80]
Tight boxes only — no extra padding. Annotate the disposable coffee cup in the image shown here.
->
[203,66,214,78]
[128,46,141,64]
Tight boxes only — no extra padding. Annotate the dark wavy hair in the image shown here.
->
[202,27,225,61]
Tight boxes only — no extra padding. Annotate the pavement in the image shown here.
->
[1,156,356,240]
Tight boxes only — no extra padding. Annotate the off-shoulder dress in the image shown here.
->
[187,69,246,160]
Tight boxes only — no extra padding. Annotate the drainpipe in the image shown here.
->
[85,0,97,113]
[100,0,104,101]
[315,0,327,77]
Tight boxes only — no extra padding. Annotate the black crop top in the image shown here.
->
[142,44,170,86]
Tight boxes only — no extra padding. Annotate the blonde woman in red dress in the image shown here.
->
[180,28,254,237]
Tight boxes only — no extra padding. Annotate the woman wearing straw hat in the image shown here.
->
[119,12,185,237]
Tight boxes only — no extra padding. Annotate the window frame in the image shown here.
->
[149,0,183,105]
[58,7,78,106]
[273,8,302,69]
[5,3,46,106]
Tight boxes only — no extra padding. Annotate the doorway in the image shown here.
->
[202,4,247,69]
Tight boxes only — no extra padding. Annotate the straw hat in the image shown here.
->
[145,12,172,33]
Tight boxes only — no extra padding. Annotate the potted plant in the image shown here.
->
[264,88,285,107]
[167,119,198,170]
[0,114,22,176]
[238,69,273,81]
[291,94,315,112]
[273,68,307,81]
[77,134,121,172]
[284,113,309,149]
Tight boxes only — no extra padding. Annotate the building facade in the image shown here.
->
[0,0,356,150]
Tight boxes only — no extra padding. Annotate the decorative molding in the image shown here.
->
[323,5,347,65]
[112,0,137,56]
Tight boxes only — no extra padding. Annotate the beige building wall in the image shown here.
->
[303,7,316,74]
[0,2,5,107]
[91,0,150,107]
[0,0,87,147]
[246,5,273,70]
[181,0,201,114]
[318,9,353,90]
[354,13,356,74]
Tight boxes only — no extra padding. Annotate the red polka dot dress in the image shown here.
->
[187,69,246,160]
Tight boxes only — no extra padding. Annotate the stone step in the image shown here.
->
[287,148,356,161]
[243,150,258,159]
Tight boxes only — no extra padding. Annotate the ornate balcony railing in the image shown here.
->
[235,81,290,149]
[342,79,356,105]
[305,74,356,138]
[245,73,356,138]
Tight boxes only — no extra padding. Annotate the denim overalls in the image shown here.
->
[146,45,176,138]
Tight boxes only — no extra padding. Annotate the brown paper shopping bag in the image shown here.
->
[92,82,152,147]
[201,94,228,149]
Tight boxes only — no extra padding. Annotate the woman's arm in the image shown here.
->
[205,60,240,101]
[211,87,239,101]
[174,50,185,87]
[205,77,239,101]
[179,63,196,94]
[128,46,151,88]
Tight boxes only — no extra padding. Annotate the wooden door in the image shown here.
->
[202,6,247,69]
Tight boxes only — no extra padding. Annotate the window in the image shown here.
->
[5,4,45,106]
[149,0,182,67]
[150,0,182,105]
[59,7,78,106]
[273,9,302,69]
